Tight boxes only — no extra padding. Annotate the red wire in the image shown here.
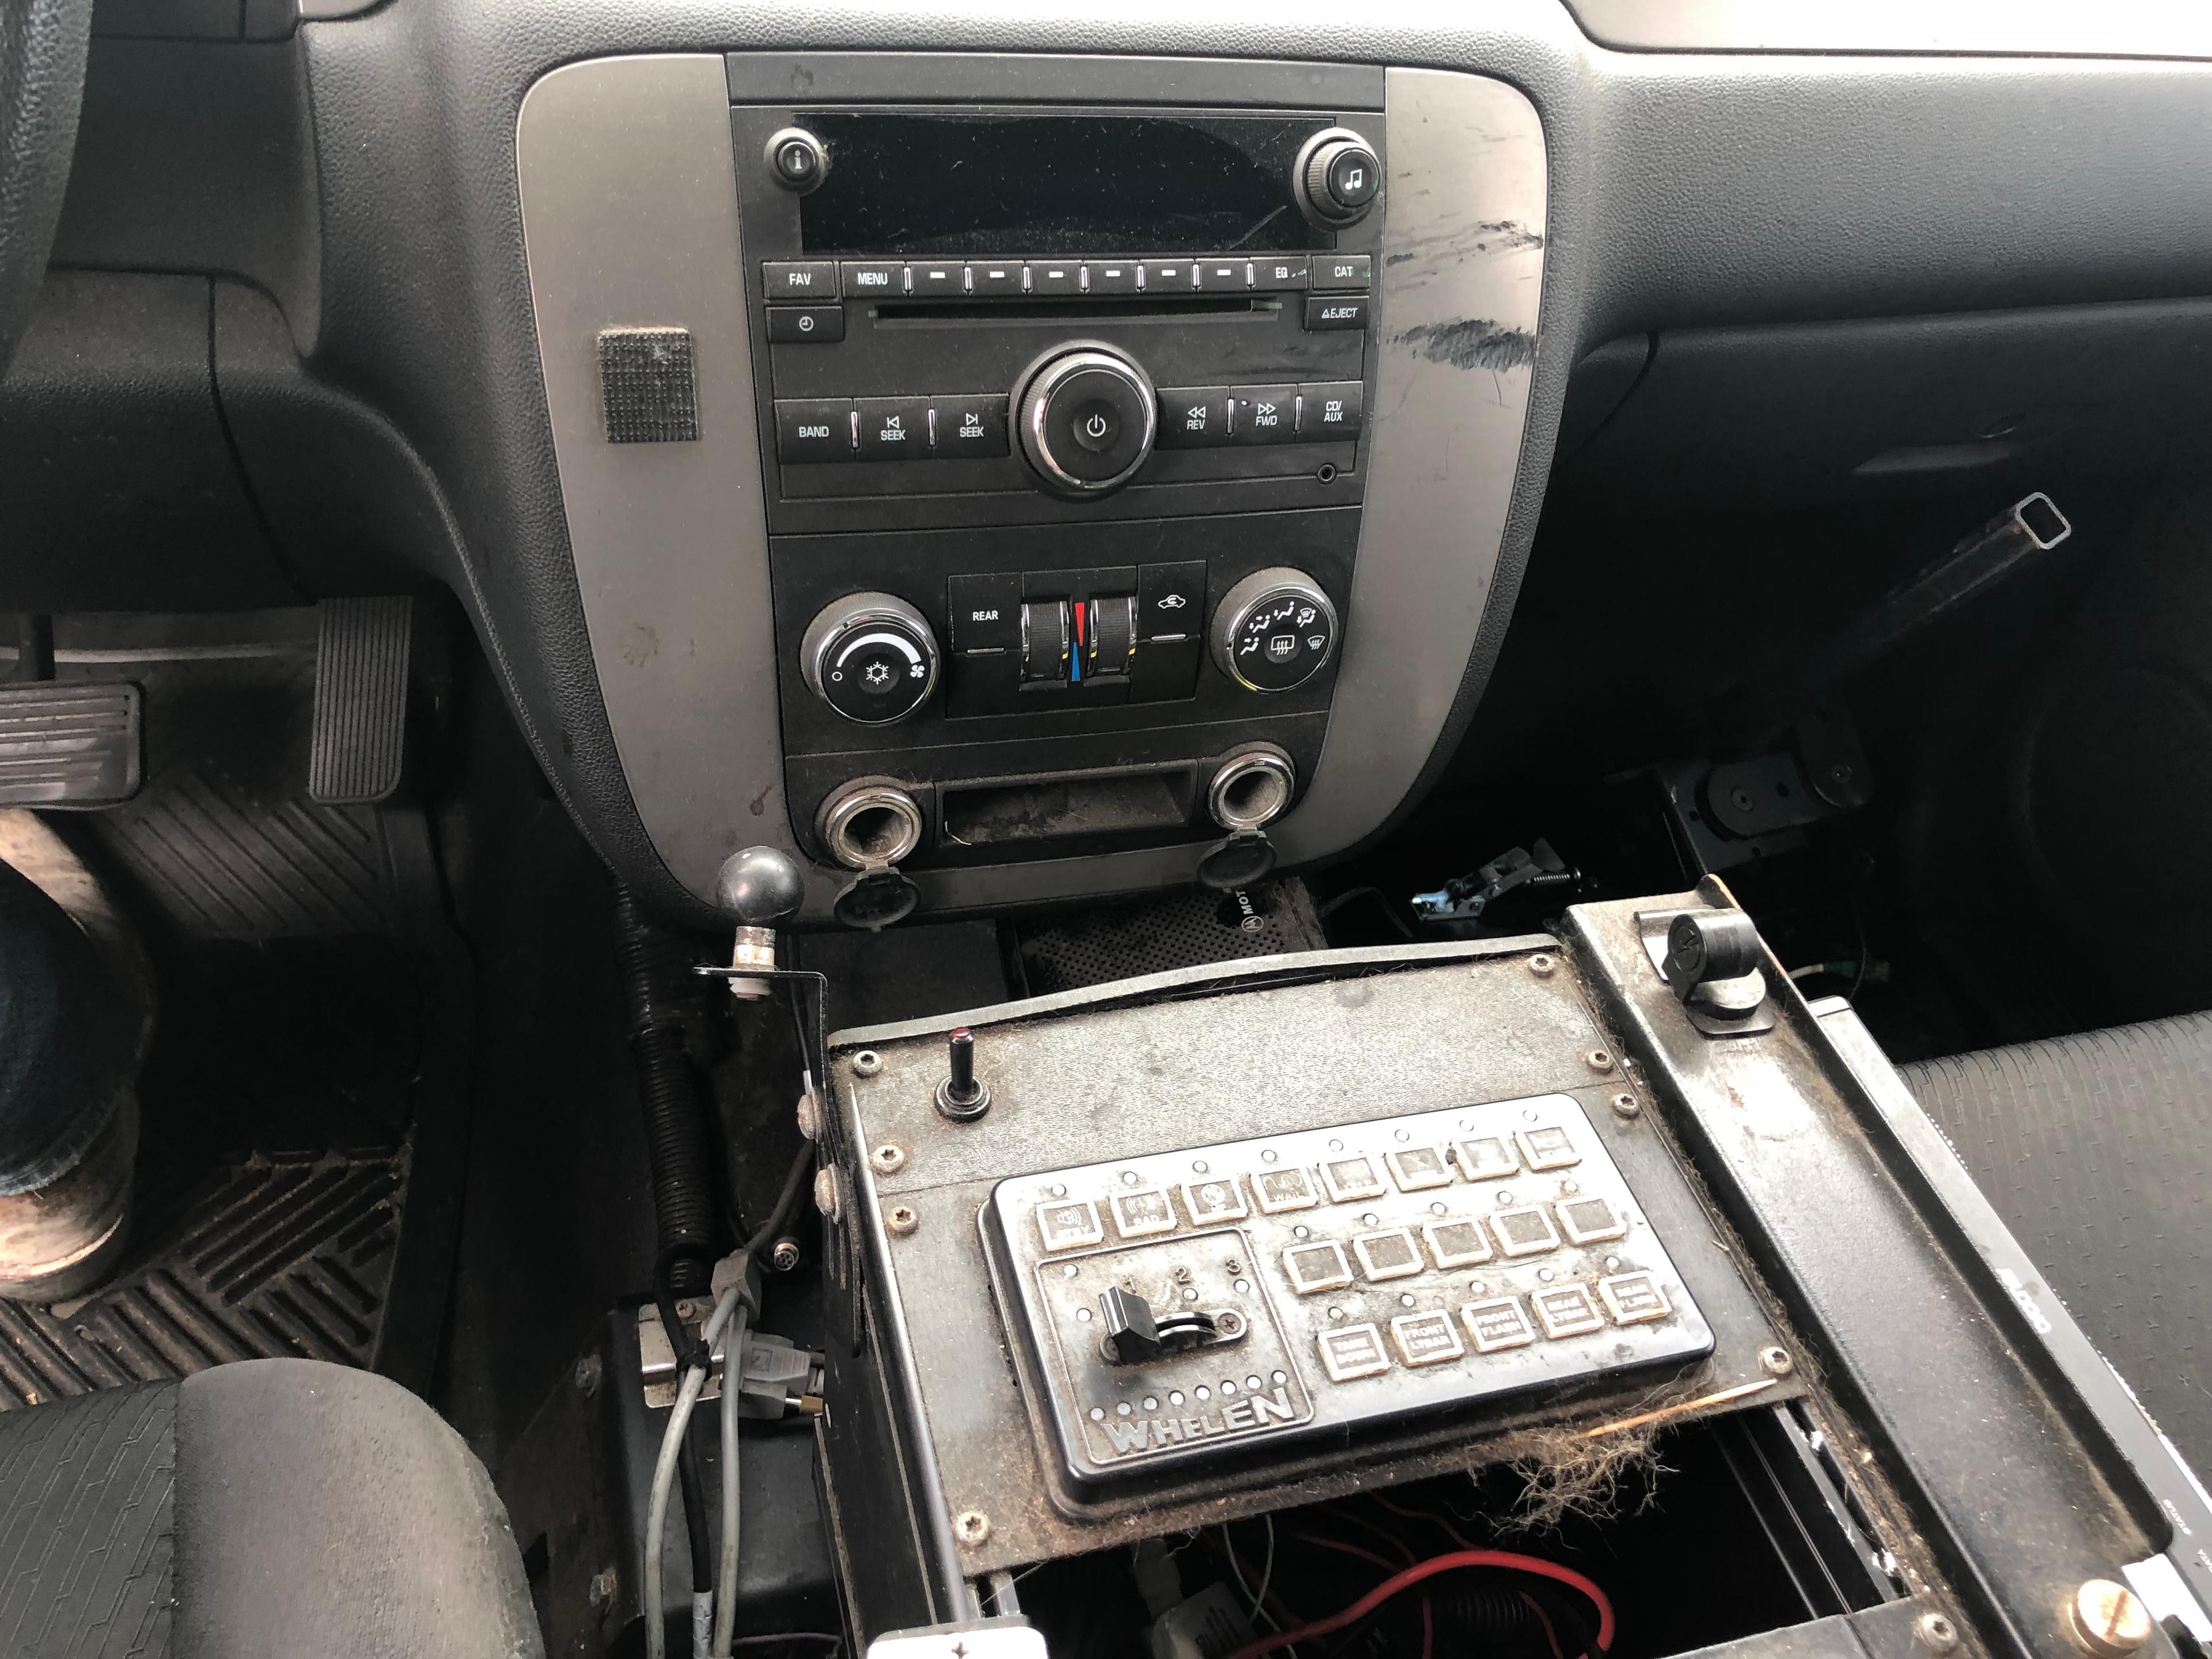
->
[1371,1495,1477,1552]
[1523,1591,1567,1659]
[1294,1533,1402,1575]
[1420,1597,1434,1659]
[1224,1550,1617,1659]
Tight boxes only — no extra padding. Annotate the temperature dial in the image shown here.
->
[1210,568,1340,693]
[801,593,940,724]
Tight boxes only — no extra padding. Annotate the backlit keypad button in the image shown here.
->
[1321,1155,1389,1203]
[1516,1125,1581,1171]
[1253,1166,1321,1213]
[1556,1196,1627,1245]
[1112,1188,1177,1238]
[1182,1175,1248,1224]
[1037,1200,1104,1251]
[1317,1323,1391,1381]
[1387,1147,1454,1191]
[1283,1241,1355,1294]
[1531,1284,1606,1340]
[1490,1206,1562,1258]
[1423,1218,1493,1269]
[1599,1271,1672,1325]
[1461,1297,1537,1353]
[1352,1229,1423,1282]
[1391,1310,1465,1367]
[1455,1137,1519,1180]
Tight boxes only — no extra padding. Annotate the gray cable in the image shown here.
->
[711,1301,749,1657]
[646,1287,743,1659]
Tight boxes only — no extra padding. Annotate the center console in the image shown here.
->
[517,55,1547,919]
[809,889,2212,1659]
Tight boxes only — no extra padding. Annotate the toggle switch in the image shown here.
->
[1099,1286,1218,1365]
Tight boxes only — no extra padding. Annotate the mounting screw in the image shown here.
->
[1585,1048,1616,1074]
[852,1050,882,1077]
[1914,1611,1960,1656]
[1528,953,1557,978]
[2067,1580,2152,1656]
[770,1235,802,1272]
[1759,1345,1796,1378]
[573,1354,603,1397]
[588,1567,618,1613]
[953,1510,991,1547]
[871,1143,907,1175]
[1610,1092,1641,1119]
[887,1205,919,1237]
[813,1166,842,1223]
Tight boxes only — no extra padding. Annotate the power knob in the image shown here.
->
[1211,569,1340,693]
[1294,128,1381,228]
[1013,343,1158,497]
[800,593,940,724]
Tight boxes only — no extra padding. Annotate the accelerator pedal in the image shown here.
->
[308,597,413,805]
[0,683,142,808]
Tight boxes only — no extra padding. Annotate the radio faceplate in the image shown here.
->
[734,101,1385,870]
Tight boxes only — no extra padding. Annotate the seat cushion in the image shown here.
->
[1900,1013,2212,1480]
[0,1360,542,1659]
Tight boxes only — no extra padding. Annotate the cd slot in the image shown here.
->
[874,297,1267,324]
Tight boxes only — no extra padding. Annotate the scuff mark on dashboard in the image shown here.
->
[619,623,660,668]
[1385,219,1545,270]
[1395,319,1538,374]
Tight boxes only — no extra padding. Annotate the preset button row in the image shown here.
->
[763,253,1372,302]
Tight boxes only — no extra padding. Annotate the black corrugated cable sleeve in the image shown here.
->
[615,882,718,1297]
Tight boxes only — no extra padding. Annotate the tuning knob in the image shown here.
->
[1013,343,1158,497]
[800,594,940,724]
[1211,569,1340,692]
[1294,128,1381,228]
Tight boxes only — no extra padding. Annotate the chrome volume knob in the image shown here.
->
[1013,343,1158,497]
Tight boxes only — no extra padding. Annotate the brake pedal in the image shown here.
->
[0,683,142,808]
[308,597,412,805]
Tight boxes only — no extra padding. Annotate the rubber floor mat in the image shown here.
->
[1008,879,1325,997]
[0,635,468,1408]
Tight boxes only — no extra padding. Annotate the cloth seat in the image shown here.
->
[0,1357,543,1658]
[1900,1013,2211,1482]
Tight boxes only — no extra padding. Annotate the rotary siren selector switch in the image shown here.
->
[1211,568,1340,693]
[1014,343,1159,497]
[800,593,940,724]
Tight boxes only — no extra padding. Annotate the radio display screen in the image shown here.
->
[796,113,1335,256]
